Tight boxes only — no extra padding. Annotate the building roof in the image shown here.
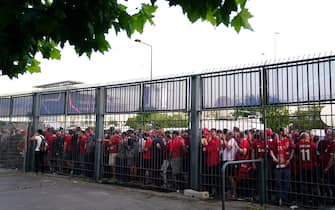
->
[34,81,83,89]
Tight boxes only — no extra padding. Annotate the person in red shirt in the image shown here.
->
[78,130,88,176]
[181,130,190,187]
[161,131,172,187]
[233,131,251,198]
[252,132,266,162]
[143,132,153,185]
[109,131,121,180]
[64,130,74,175]
[235,131,251,179]
[324,129,335,197]
[296,132,317,204]
[45,128,56,173]
[270,128,295,205]
[203,128,220,197]
[251,130,266,202]
[169,131,185,189]
[317,128,333,197]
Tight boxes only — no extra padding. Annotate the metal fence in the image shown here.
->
[0,54,335,208]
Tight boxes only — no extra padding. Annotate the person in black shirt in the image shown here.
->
[152,130,164,186]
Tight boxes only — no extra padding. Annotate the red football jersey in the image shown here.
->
[271,137,295,167]
[64,134,73,153]
[143,137,153,160]
[253,139,266,159]
[109,135,121,154]
[327,140,335,169]
[79,135,88,155]
[318,140,330,169]
[296,139,317,170]
[169,137,184,158]
[237,138,250,161]
[205,136,220,167]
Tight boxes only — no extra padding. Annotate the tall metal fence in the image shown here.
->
[0,54,335,208]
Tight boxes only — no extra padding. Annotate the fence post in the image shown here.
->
[95,87,105,181]
[28,93,40,172]
[260,159,265,206]
[261,66,269,203]
[190,75,201,191]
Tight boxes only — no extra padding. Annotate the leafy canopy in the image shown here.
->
[126,112,188,130]
[0,0,252,78]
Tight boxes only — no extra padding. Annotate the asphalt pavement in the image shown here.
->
[0,171,291,210]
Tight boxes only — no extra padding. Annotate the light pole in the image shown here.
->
[274,32,280,60]
[135,39,152,81]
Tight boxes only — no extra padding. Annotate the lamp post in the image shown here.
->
[274,32,280,60]
[135,39,152,81]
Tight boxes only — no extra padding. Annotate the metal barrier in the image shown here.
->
[0,122,29,171]
[221,159,264,210]
[101,112,190,191]
[0,54,335,208]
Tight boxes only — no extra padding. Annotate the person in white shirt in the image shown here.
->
[223,132,237,161]
[30,129,45,175]
[222,131,238,198]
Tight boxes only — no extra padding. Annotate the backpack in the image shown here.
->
[39,135,48,152]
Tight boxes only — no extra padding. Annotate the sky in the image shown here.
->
[1,0,335,95]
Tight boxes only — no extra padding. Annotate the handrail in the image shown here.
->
[221,159,264,210]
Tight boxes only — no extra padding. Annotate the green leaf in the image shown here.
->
[205,9,217,25]
[27,59,41,74]
[142,4,157,15]
[231,8,253,32]
[50,48,61,59]
[235,0,247,8]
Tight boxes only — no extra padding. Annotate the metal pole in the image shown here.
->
[262,66,269,203]
[30,93,40,172]
[150,45,153,81]
[221,159,263,210]
[222,162,227,210]
[274,32,280,60]
[260,159,265,206]
[135,39,153,81]
[190,75,201,190]
[95,87,105,181]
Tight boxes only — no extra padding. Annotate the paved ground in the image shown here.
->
[0,170,290,210]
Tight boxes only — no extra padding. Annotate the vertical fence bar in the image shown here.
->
[32,93,41,134]
[261,67,268,203]
[28,93,40,172]
[95,87,105,181]
[190,75,201,190]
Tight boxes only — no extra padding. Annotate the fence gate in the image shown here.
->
[100,78,191,191]
[263,56,335,208]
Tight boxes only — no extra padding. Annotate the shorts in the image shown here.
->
[127,156,135,167]
[65,152,73,161]
[223,161,238,177]
[171,157,182,175]
[108,153,117,166]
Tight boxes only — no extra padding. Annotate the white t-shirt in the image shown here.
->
[35,135,43,152]
[222,138,237,161]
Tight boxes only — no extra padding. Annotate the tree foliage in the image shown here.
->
[264,106,289,133]
[289,105,327,130]
[125,112,188,130]
[232,106,290,133]
[0,0,252,78]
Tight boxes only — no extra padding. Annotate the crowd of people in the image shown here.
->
[200,127,335,206]
[0,125,26,169]
[29,125,335,206]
